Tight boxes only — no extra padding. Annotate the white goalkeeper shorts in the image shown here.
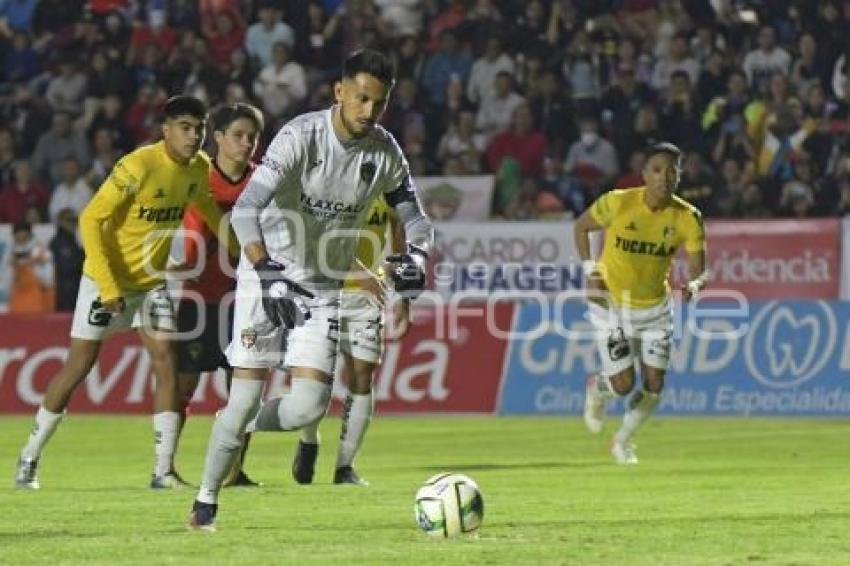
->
[339,290,383,364]
[70,275,176,340]
[225,274,340,375]
[587,297,673,377]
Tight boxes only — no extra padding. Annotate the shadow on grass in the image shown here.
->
[412,461,600,472]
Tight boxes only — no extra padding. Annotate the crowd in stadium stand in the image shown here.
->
[1,0,850,311]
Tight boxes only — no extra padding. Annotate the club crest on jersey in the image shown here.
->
[241,327,257,349]
[360,162,376,183]
[154,187,165,199]
[187,183,197,197]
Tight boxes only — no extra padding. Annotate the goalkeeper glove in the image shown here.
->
[254,258,314,329]
[385,243,428,299]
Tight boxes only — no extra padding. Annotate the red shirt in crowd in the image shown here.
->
[486,131,548,177]
[0,182,50,223]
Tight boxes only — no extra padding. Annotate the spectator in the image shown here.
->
[742,26,791,93]
[837,175,850,215]
[299,2,344,77]
[382,78,429,151]
[0,0,38,36]
[531,69,576,152]
[677,151,720,216]
[2,82,51,155]
[466,36,515,105]
[125,8,177,66]
[0,127,18,187]
[2,31,40,85]
[563,116,619,200]
[601,63,655,139]
[48,158,92,222]
[696,50,728,104]
[486,103,547,177]
[393,34,426,83]
[44,56,88,117]
[8,220,53,315]
[419,28,472,108]
[659,70,701,149]
[86,128,121,189]
[373,0,423,39]
[253,41,307,122]
[202,11,245,66]
[791,33,829,97]
[615,149,647,188]
[0,160,49,223]
[30,111,91,186]
[503,177,541,221]
[49,207,84,312]
[436,109,486,172]
[125,84,166,145]
[88,94,134,153]
[651,32,700,91]
[778,179,816,218]
[244,3,295,69]
[475,71,525,143]
[562,31,600,113]
[511,0,548,56]
[223,48,256,99]
[757,106,811,181]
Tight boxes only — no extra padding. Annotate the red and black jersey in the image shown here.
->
[182,160,255,302]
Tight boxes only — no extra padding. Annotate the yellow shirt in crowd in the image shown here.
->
[590,186,705,309]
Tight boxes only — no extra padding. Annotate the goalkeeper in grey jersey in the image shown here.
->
[188,49,434,531]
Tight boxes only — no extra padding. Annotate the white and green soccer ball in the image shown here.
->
[414,473,484,538]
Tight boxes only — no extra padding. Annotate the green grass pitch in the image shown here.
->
[1,415,849,565]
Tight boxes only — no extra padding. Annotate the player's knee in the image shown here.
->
[222,390,261,429]
[609,369,636,396]
[348,372,373,395]
[644,377,665,394]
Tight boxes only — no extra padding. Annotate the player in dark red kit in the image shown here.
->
[174,103,264,487]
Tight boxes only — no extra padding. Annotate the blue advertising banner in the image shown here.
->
[498,300,850,416]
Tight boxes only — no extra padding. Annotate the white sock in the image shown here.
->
[21,406,64,461]
[335,393,373,469]
[254,378,331,431]
[197,379,263,504]
[300,420,320,444]
[153,411,180,477]
[614,390,661,445]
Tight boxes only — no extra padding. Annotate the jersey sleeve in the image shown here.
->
[681,207,706,253]
[588,191,620,228]
[191,177,240,259]
[78,154,144,301]
[182,205,206,268]
[231,125,304,247]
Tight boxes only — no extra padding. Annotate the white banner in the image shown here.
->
[432,221,582,298]
[842,217,850,300]
[416,175,494,221]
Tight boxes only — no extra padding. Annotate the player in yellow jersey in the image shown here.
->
[574,142,707,465]
[15,96,238,489]
[291,197,411,486]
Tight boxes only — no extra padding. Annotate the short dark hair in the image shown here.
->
[210,102,264,134]
[647,142,683,166]
[164,95,206,121]
[342,49,395,86]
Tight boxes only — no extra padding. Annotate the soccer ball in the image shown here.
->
[414,473,484,537]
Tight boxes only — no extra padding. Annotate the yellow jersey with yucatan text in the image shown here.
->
[343,197,393,291]
[80,142,227,302]
[589,186,705,308]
